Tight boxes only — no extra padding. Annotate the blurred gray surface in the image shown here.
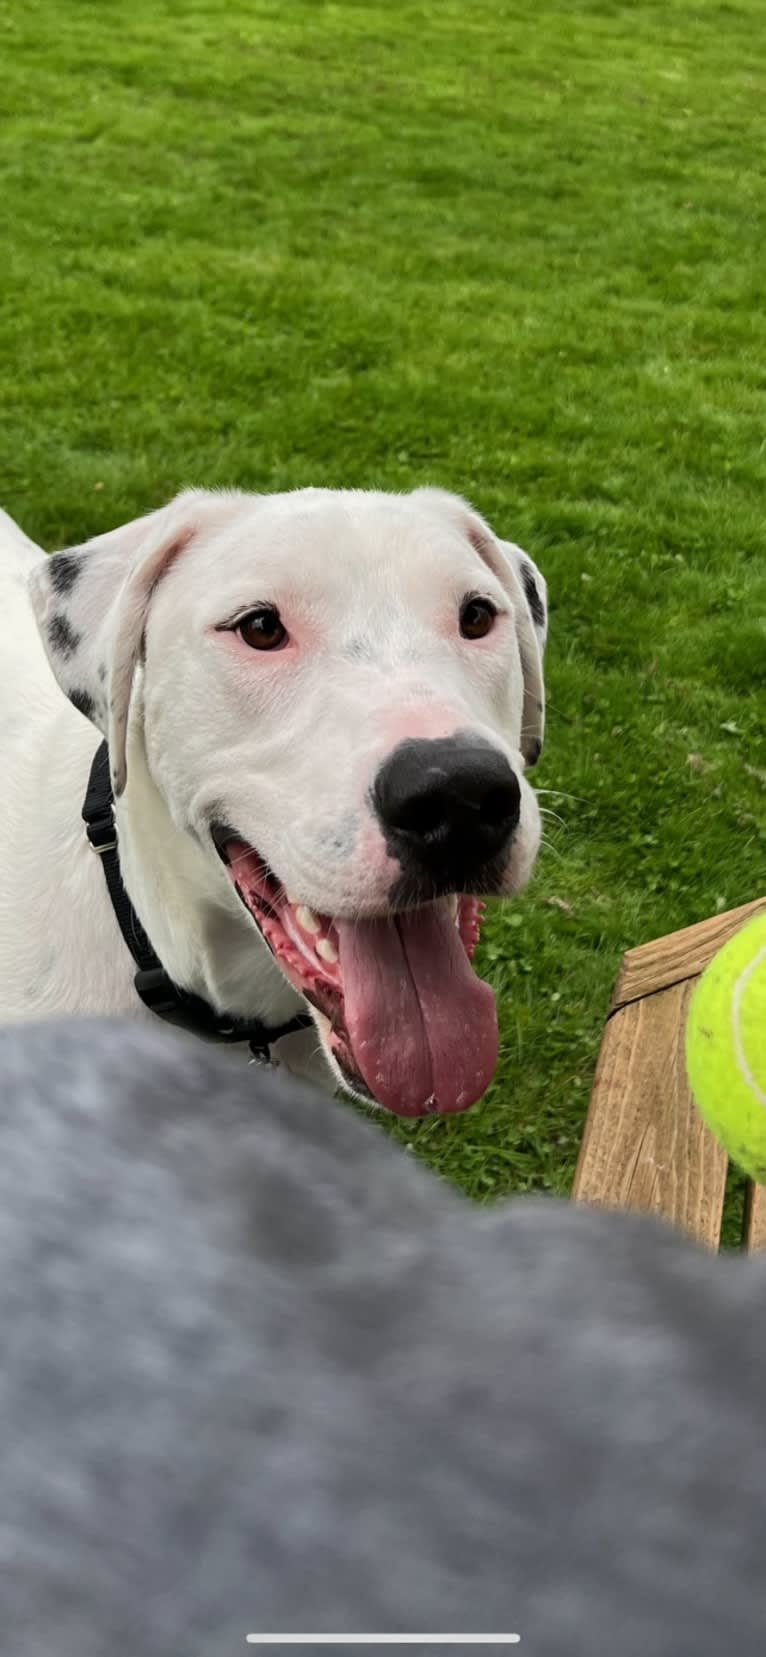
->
[0,1019,764,1656]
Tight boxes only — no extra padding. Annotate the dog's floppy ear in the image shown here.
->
[411,487,548,766]
[28,493,201,796]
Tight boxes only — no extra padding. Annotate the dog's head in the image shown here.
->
[29,487,548,1118]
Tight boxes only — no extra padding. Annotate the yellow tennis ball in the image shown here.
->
[685,913,766,1182]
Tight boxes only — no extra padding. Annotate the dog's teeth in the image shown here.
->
[316,937,339,965]
[447,895,459,921]
[296,904,321,935]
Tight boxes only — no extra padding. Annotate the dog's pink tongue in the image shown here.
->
[335,906,498,1117]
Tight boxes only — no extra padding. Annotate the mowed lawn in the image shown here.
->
[2,0,765,1213]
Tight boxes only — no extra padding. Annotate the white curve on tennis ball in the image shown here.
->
[732,942,766,1111]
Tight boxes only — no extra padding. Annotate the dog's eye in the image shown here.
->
[460,597,496,640]
[237,608,287,651]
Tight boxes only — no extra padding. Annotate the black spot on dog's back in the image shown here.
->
[521,562,545,632]
[98,662,107,684]
[48,553,82,596]
[48,613,81,659]
[70,688,95,722]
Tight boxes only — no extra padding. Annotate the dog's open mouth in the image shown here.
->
[212,830,498,1118]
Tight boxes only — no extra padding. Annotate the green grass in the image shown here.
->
[3,0,765,1212]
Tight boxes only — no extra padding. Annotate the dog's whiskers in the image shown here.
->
[541,698,575,725]
[225,846,257,872]
[539,834,564,862]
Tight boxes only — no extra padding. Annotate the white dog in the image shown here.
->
[0,487,547,1117]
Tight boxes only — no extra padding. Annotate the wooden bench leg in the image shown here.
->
[573,896,766,1252]
[743,1184,766,1251]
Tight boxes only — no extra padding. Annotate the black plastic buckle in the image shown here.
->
[85,811,118,855]
[134,965,190,1022]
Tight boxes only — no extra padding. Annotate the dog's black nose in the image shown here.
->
[373,735,520,885]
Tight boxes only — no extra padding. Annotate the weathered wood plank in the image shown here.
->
[611,896,766,1013]
[743,1182,766,1252]
[573,978,728,1248]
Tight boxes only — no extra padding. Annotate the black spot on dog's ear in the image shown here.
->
[70,688,95,722]
[97,662,107,683]
[521,562,545,632]
[48,613,81,659]
[526,737,542,768]
[48,552,82,596]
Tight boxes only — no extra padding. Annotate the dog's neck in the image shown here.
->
[112,740,304,1026]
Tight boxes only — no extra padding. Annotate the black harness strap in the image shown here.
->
[82,742,312,1062]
